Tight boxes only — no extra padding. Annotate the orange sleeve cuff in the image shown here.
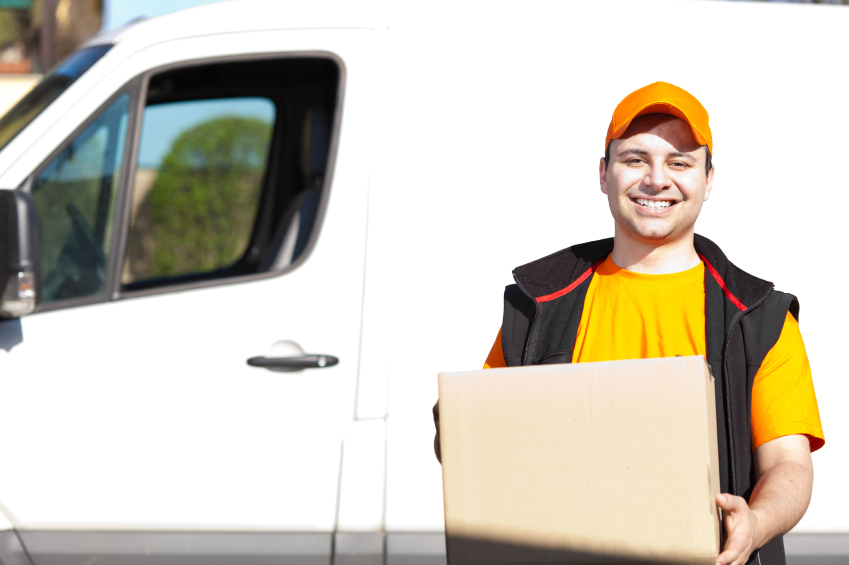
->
[751,312,825,453]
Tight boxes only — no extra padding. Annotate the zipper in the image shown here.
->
[721,286,772,495]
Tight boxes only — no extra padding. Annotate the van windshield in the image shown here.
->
[0,45,112,152]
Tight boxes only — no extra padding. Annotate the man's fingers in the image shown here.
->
[717,531,750,565]
[716,546,741,565]
[716,493,746,512]
[716,546,748,565]
[715,493,755,565]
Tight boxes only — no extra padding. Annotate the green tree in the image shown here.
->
[135,115,271,280]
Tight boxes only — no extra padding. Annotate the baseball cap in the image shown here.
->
[605,82,712,156]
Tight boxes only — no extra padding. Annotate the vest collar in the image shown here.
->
[512,234,773,314]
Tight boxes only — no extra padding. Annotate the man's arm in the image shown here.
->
[716,434,813,565]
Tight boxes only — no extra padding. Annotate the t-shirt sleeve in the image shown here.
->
[751,311,824,452]
[483,326,507,369]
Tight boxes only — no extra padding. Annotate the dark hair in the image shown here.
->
[604,141,713,177]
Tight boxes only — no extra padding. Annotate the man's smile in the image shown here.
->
[631,197,680,212]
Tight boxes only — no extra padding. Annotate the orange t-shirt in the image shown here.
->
[484,255,824,452]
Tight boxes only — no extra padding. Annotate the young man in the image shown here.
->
[434,83,824,565]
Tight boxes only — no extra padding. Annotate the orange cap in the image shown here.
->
[605,82,712,156]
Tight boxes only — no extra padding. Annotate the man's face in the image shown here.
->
[599,114,714,246]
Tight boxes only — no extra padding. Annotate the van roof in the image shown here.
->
[84,0,378,50]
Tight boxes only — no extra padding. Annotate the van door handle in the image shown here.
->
[247,354,339,372]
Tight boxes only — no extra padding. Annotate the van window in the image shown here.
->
[31,93,129,303]
[122,98,275,283]
[0,45,111,152]
[121,57,339,293]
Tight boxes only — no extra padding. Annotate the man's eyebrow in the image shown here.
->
[616,148,649,158]
[667,151,697,160]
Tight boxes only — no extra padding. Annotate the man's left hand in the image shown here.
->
[716,493,761,565]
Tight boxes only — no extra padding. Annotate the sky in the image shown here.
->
[104,0,224,31]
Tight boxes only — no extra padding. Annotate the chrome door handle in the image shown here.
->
[247,354,339,372]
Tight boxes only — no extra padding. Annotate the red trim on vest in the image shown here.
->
[536,259,605,303]
[699,254,748,312]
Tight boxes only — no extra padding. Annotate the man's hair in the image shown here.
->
[604,142,713,177]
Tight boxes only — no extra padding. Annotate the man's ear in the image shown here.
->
[704,165,715,202]
[599,157,608,195]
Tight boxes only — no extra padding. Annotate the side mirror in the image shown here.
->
[0,190,41,318]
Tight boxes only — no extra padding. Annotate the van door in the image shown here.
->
[0,51,369,564]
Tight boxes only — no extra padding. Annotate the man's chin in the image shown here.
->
[621,222,682,246]
[612,210,696,246]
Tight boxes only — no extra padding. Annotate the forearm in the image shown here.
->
[717,435,813,565]
[748,459,813,548]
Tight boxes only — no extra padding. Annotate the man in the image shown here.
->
[433,82,824,565]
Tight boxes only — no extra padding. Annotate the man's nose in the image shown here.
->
[643,163,671,191]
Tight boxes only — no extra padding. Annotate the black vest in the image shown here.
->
[501,234,797,565]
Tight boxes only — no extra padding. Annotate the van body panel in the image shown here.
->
[0,27,372,535]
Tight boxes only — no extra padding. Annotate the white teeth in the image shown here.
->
[635,198,673,210]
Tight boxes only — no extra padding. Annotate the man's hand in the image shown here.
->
[715,434,813,565]
[716,493,760,565]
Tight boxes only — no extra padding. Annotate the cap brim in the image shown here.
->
[612,101,709,149]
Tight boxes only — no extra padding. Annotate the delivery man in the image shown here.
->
[433,82,824,565]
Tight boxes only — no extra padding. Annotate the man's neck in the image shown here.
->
[610,228,701,275]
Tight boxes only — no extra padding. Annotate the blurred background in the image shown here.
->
[0,0,210,114]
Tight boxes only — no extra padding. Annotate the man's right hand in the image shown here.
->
[433,400,441,463]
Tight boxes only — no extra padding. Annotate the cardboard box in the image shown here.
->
[438,356,720,565]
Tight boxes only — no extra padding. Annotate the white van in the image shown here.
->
[0,1,845,564]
